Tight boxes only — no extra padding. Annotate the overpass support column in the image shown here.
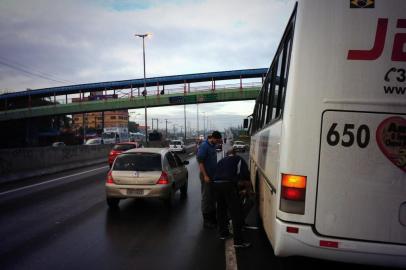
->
[240,75,242,90]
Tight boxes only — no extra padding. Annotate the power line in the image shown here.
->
[0,56,76,85]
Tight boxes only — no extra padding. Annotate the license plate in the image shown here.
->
[127,189,143,196]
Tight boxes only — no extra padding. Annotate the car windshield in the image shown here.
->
[102,133,116,139]
[113,153,162,171]
[171,141,182,145]
[113,144,136,151]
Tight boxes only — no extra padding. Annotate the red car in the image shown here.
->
[108,142,140,167]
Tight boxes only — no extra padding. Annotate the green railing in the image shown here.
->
[0,87,260,121]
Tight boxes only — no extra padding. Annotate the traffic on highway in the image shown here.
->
[0,138,397,270]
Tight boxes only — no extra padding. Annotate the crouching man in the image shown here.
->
[212,149,251,248]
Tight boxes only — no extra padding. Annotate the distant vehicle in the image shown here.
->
[52,142,66,147]
[149,131,163,141]
[130,132,145,142]
[215,143,222,151]
[108,142,140,167]
[102,127,129,144]
[85,138,103,145]
[105,148,189,208]
[169,140,185,153]
[232,141,247,152]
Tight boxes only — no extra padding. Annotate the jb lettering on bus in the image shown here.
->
[347,18,406,61]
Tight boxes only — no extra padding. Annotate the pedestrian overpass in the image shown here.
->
[0,68,265,121]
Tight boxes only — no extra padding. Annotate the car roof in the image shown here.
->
[234,141,244,143]
[124,148,168,155]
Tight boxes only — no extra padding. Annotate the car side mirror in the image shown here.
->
[183,160,189,165]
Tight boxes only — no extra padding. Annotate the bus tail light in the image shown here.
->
[280,174,307,214]
[281,174,306,201]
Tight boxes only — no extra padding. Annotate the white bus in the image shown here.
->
[102,127,130,144]
[249,0,405,267]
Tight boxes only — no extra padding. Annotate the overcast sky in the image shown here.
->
[0,0,295,132]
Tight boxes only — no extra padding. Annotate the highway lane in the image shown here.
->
[0,148,394,270]
[0,155,229,270]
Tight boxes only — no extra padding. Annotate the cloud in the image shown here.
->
[0,0,294,129]
[0,0,295,91]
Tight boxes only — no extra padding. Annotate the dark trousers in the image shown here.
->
[213,182,244,244]
[241,195,255,221]
[199,173,216,223]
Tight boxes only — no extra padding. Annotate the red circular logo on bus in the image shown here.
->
[376,116,406,172]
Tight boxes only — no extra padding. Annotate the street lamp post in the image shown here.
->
[135,33,151,144]
[165,119,169,138]
[202,112,206,138]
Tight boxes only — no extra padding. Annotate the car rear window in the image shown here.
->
[113,153,162,171]
[113,144,136,151]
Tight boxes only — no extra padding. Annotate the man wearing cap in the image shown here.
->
[197,131,222,229]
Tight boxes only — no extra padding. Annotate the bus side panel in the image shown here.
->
[250,122,283,251]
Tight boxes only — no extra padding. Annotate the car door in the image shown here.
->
[165,153,181,188]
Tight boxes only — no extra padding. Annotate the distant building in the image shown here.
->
[72,92,129,132]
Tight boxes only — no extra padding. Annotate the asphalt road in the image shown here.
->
[0,148,395,270]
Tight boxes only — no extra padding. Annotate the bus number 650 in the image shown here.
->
[327,123,370,148]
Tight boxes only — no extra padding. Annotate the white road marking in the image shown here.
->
[0,166,109,196]
[225,238,238,270]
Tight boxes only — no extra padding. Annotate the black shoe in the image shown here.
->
[234,242,251,248]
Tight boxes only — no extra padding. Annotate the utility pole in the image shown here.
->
[196,103,199,137]
[203,112,206,138]
[184,102,187,142]
[165,119,168,138]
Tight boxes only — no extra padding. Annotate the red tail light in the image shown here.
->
[107,171,114,184]
[157,171,169,184]
[109,150,119,156]
[281,174,306,201]
[280,174,307,215]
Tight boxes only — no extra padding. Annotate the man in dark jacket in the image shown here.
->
[213,149,251,248]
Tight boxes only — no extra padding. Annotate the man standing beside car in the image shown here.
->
[197,131,222,229]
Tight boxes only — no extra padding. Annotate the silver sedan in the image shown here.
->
[105,148,189,208]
